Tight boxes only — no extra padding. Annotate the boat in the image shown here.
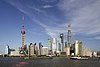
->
[70,57,88,60]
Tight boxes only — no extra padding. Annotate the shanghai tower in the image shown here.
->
[68,24,71,47]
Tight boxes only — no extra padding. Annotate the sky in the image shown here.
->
[0,0,100,54]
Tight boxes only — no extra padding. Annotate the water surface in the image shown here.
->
[0,58,100,67]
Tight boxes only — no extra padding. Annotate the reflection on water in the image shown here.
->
[12,61,29,67]
[0,58,100,67]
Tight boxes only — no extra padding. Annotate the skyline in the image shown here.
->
[0,0,100,54]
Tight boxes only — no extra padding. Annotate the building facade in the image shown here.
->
[68,24,71,47]
[52,38,57,55]
[41,47,48,56]
[28,43,35,56]
[74,40,80,56]
[60,33,64,52]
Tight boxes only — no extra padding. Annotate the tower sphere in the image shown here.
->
[21,27,25,34]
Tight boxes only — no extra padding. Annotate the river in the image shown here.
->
[0,57,100,67]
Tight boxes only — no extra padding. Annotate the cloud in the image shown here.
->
[4,0,100,39]
[41,0,60,3]
[41,0,100,39]
[58,0,96,12]
[37,22,68,38]
[3,0,62,37]
[42,5,54,8]
[95,36,100,40]
[57,0,100,38]
[42,0,100,38]
[27,29,43,36]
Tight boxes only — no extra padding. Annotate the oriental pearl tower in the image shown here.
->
[21,16,25,49]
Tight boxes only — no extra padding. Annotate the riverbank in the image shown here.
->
[0,56,100,60]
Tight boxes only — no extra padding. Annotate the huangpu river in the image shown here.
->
[0,57,100,67]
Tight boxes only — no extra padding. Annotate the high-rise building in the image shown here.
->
[36,46,38,56]
[70,45,74,56]
[74,40,80,56]
[34,43,37,54]
[5,45,16,56]
[79,42,82,56]
[57,38,61,51]
[24,44,27,50]
[41,47,48,56]
[28,43,35,56]
[68,24,71,47]
[65,41,67,47]
[60,33,64,52]
[5,45,10,55]
[48,39,52,55]
[48,39,52,51]
[65,47,70,56]
[64,42,70,56]
[39,42,43,56]
[52,38,57,55]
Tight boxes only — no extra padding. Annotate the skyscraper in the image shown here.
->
[60,33,64,52]
[41,47,48,56]
[48,39,52,55]
[65,41,67,47]
[48,39,52,51]
[64,41,70,56]
[39,42,43,56]
[52,38,57,55]
[5,45,10,55]
[64,24,71,56]
[74,40,80,56]
[28,43,35,57]
[58,38,61,51]
[68,24,71,47]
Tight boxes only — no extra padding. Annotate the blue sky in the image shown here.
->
[0,0,100,54]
